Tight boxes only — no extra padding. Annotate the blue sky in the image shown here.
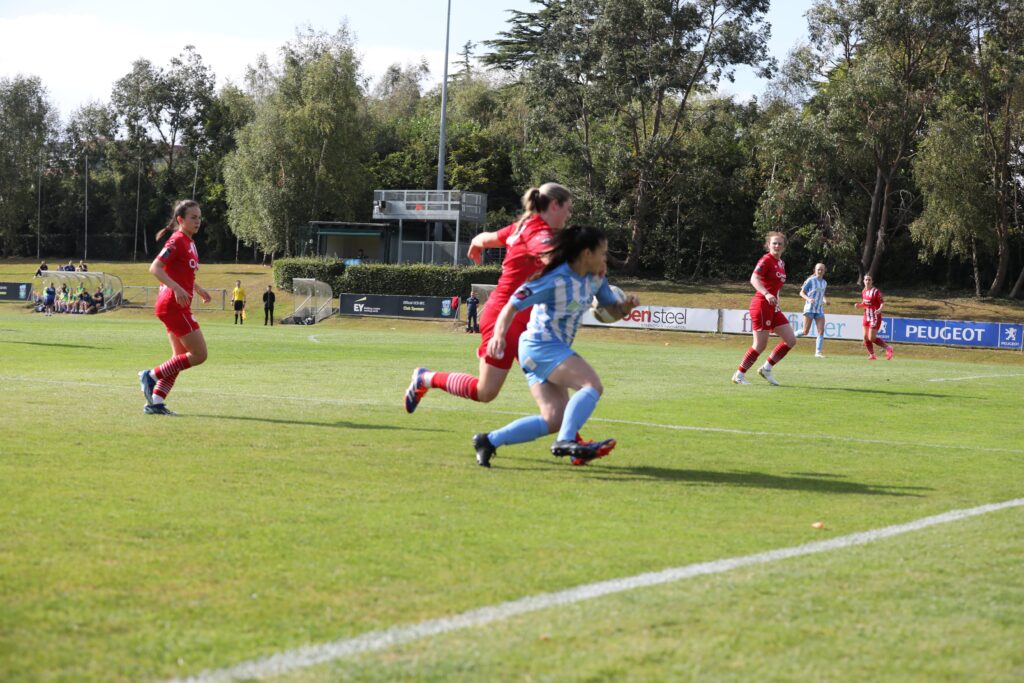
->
[0,0,816,119]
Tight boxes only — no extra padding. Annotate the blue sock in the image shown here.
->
[557,387,601,442]
[488,415,550,447]
[816,334,824,353]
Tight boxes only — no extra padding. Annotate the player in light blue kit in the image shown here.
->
[795,262,829,357]
[472,225,639,468]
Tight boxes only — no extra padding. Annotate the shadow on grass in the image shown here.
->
[1,340,109,350]
[585,466,930,497]
[785,384,967,400]
[189,413,445,432]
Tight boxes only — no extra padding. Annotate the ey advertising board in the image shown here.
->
[339,294,460,320]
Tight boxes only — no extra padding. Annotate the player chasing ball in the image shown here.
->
[732,231,796,386]
[471,225,638,468]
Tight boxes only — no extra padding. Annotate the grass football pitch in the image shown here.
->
[1,308,1022,682]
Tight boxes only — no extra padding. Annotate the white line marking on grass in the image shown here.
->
[308,335,321,343]
[927,373,1024,383]
[165,498,1024,683]
[2,375,1022,455]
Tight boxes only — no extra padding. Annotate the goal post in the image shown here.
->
[283,278,334,325]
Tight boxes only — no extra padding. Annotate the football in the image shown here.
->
[592,285,625,324]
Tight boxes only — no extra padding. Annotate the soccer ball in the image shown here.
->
[592,285,625,324]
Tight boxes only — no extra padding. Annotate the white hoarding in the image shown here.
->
[582,305,719,332]
[720,309,865,340]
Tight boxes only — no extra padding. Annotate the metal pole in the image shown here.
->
[36,149,43,259]
[435,0,452,242]
[133,157,142,262]
[84,154,88,261]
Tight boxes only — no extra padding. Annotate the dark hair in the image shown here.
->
[542,225,607,275]
[156,199,200,241]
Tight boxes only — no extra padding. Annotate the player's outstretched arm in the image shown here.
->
[606,294,640,321]
[467,231,504,264]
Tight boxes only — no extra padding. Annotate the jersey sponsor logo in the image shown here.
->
[188,258,198,270]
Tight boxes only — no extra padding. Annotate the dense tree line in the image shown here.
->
[0,1,1021,295]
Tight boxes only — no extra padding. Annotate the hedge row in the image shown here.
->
[272,257,347,292]
[272,259,502,298]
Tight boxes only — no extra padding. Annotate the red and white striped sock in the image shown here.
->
[153,353,192,380]
[864,340,875,355]
[153,374,177,403]
[874,337,889,349]
[430,372,480,401]
[738,348,760,373]
[766,342,791,366]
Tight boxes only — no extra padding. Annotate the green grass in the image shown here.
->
[0,303,1022,682]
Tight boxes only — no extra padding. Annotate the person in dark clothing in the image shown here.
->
[35,261,48,277]
[465,290,480,333]
[263,285,276,326]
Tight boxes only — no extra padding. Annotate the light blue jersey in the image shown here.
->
[801,275,828,315]
[510,263,617,384]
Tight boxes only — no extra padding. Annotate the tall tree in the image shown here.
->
[485,0,774,271]
[224,26,370,255]
[0,76,57,256]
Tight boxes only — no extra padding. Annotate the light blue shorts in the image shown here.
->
[803,311,825,320]
[518,339,577,386]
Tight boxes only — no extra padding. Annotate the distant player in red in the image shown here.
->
[855,274,893,360]
[137,200,212,414]
[732,231,797,386]
[403,183,573,413]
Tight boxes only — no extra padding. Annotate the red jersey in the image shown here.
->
[156,231,199,303]
[752,253,786,300]
[860,287,883,326]
[488,214,554,320]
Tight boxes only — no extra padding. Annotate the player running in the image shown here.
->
[855,274,893,360]
[795,262,829,357]
[471,225,638,468]
[137,199,212,415]
[732,231,797,386]
[403,183,571,407]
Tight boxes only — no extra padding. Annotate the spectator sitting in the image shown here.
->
[35,261,48,277]
[77,260,88,272]
[92,287,105,311]
[63,260,75,272]
[77,290,97,314]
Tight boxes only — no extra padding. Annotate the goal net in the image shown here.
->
[283,278,334,325]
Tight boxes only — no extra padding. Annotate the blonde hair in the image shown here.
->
[156,199,200,241]
[764,231,786,250]
[516,182,572,225]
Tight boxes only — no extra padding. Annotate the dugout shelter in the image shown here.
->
[282,278,334,325]
[33,270,124,311]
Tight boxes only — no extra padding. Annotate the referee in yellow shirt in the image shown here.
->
[231,280,246,324]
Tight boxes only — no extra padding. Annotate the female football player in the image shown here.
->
[471,225,638,468]
[138,199,212,414]
[796,262,829,357]
[732,231,797,386]
[855,274,893,360]
[404,182,572,409]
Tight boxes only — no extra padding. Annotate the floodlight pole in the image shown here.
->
[84,154,89,261]
[435,0,452,248]
[36,149,43,259]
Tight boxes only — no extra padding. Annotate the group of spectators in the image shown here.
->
[35,260,88,276]
[35,282,105,315]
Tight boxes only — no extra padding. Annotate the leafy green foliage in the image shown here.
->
[337,263,501,297]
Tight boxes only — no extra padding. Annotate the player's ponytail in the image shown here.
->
[156,199,200,241]
[515,182,572,226]
[542,224,607,275]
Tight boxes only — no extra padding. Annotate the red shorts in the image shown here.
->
[155,293,200,338]
[749,298,790,332]
[477,304,530,370]
[863,315,883,331]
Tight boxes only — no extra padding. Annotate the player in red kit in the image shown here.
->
[855,274,893,360]
[137,200,212,414]
[732,231,797,386]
